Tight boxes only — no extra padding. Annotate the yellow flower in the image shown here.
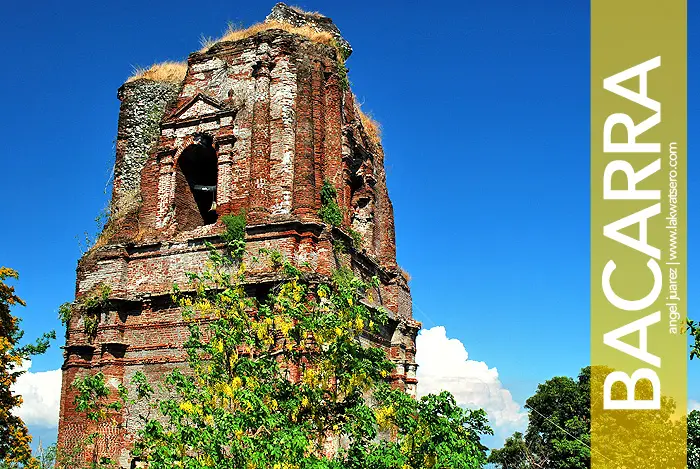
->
[231,376,243,390]
[375,405,395,429]
[279,318,292,336]
[335,327,343,337]
[355,317,364,330]
[179,401,194,414]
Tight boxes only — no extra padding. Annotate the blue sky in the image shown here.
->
[0,0,695,449]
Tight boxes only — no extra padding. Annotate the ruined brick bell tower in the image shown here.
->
[57,4,419,466]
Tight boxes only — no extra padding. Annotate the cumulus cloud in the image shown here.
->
[690,400,700,412]
[12,361,61,428]
[416,326,527,436]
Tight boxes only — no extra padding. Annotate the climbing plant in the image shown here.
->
[331,39,351,91]
[220,210,247,260]
[58,284,112,341]
[52,372,129,469]
[319,180,343,227]
[347,228,363,250]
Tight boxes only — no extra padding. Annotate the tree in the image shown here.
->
[486,432,528,469]
[687,319,700,361]
[687,322,700,469]
[489,367,590,469]
[490,366,687,469]
[688,410,700,469]
[0,268,55,468]
[34,442,56,469]
[63,240,492,469]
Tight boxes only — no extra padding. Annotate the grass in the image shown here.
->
[128,14,342,84]
[288,5,325,18]
[354,99,382,148]
[134,226,160,243]
[89,190,141,250]
[127,61,188,83]
[200,20,335,53]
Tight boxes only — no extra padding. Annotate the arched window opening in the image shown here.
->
[174,134,218,230]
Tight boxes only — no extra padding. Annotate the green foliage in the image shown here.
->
[57,372,130,469]
[83,316,98,337]
[590,366,684,468]
[683,316,700,467]
[221,211,247,260]
[491,366,687,469]
[72,372,125,421]
[487,432,528,469]
[259,247,284,268]
[688,318,700,360]
[58,303,72,327]
[65,284,112,339]
[34,442,56,469]
[0,267,55,469]
[56,284,113,341]
[82,284,112,311]
[107,248,492,469]
[347,228,363,250]
[319,180,343,227]
[333,239,347,254]
[369,388,491,469]
[331,39,351,91]
[336,61,350,91]
[489,367,591,469]
[689,410,700,469]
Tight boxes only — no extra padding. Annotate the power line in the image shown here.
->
[527,405,618,467]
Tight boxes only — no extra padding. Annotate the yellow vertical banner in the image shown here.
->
[591,1,686,467]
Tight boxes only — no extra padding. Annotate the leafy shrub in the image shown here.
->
[319,180,343,227]
[221,211,247,260]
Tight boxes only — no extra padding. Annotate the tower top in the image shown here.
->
[265,3,352,57]
[99,4,404,280]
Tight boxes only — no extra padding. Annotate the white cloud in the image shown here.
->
[12,361,61,428]
[416,326,527,436]
[690,400,700,412]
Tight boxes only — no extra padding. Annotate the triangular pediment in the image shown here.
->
[165,93,224,122]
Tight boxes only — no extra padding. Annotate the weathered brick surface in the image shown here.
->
[58,7,418,467]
